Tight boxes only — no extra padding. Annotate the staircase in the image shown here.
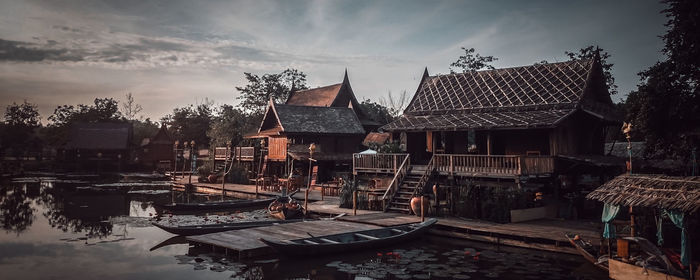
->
[385,171,422,214]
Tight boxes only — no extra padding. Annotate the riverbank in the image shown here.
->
[173,176,602,256]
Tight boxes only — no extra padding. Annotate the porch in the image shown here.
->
[213,146,255,161]
[353,153,555,178]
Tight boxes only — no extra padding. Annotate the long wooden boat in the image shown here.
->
[152,219,301,236]
[160,197,276,212]
[565,233,608,271]
[268,196,303,220]
[260,218,438,256]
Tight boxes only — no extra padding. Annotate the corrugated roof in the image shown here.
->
[286,84,342,107]
[383,59,620,131]
[273,104,365,135]
[66,122,132,150]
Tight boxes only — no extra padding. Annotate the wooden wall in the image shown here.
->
[268,136,287,160]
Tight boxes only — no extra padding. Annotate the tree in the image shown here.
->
[565,46,618,95]
[207,104,259,148]
[360,99,394,126]
[2,101,42,157]
[236,69,308,114]
[47,98,123,127]
[162,101,214,147]
[450,47,498,73]
[121,92,143,121]
[379,90,410,118]
[625,0,699,159]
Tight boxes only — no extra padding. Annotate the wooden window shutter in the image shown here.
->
[426,131,433,152]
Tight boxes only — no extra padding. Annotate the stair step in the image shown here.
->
[387,207,410,213]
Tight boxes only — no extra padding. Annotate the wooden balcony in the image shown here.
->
[214,147,255,161]
[352,153,409,175]
[433,154,554,177]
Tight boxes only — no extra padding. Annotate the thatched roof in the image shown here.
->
[383,59,621,132]
[586,174,700,213]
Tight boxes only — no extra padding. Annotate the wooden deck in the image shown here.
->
[186,220,380,259]
[338,212,601,255]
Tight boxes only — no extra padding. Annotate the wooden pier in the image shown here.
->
[186,220,380,259]
[338,212,600,255]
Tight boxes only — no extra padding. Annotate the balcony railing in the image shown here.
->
[433,154,554,176]
[352,153,409,175]
[214,147,255,161]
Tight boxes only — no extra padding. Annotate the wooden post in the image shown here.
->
[353,190,358,216]
[255,182,259,199]
[629,206,635,237]
[304,188,309,217]
[420,195,425,222]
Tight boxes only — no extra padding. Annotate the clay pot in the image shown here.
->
[410,196,430,216]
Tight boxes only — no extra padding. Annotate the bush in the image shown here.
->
[338,176,368,210]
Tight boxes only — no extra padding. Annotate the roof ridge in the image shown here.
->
[292,83,342,94]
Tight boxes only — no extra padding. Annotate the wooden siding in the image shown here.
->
[268,137,287,160]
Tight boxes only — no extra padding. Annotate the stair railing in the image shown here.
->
[411,155,436,201]
[381,154,410,212]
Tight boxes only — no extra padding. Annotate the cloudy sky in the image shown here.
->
[0,0,668,122]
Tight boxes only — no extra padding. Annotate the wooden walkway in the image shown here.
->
[186,220,380,259]
[338,212,601,255]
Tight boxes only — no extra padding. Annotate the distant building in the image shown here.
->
[63,122,133,171]
[139,124,174,171]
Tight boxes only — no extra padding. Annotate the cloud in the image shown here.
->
[0,39,84,62]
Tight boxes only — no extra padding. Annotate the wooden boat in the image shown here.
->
[160,197,276,212]
[565,233,608,271]
[152,219,301,236]
[260,218,438,256]
[268,195,303,220]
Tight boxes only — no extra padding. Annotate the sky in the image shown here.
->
[0,0,668,122]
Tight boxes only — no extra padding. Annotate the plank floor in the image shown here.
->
[186,220,380,259]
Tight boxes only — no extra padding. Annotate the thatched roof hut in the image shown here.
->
[586,174,700,213]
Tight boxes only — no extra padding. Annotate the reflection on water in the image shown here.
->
[0,174,606,280]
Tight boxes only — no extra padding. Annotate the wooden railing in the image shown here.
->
[352,153,409,175]
[411,155,436,201]
[214,147,255,161]
[382,154,410,211]
[433,154,554,176]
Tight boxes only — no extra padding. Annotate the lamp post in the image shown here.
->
[172,140,179,181]
[181,141,189,179]
[188,140,196,185]
[307,143,316,189]
[222,140,232,199]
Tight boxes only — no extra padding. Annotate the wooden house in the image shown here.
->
[139,124,174,171]
[248,71,373,181]
[356,58,623,216]
[63,122,133,171]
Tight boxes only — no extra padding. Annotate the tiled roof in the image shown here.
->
[286,84,342,107]
[383,59,620,131]
[382,109,573,131]
[273,104,365,135]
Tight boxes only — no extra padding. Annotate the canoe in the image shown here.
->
[260,218,438,256]
[565,233,608,271]
[152,219,301,236]
[160,197,276,212]
[268,196,303,220]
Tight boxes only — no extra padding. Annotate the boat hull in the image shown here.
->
[261,218,438,256]
[609,259,686,280]
[161,198,275,212]
[565,233,608,271]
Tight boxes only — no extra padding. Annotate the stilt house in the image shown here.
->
[252,71,370,181]
[357,58,623,217]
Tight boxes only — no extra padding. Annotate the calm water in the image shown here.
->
[0,174,607,280]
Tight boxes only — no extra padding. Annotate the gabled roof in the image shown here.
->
[66,122,132,150]
[258,102,365,135]
[286,83,342,107]
[146,124,173,145]
[383,59,620,131]
[284,70,378,126]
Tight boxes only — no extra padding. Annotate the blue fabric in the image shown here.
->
[656,213,664,246]
[663,209,689,266]
[601,203,620,239]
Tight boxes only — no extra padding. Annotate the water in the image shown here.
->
[0,174,607,279]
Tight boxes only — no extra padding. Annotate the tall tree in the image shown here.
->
[121,92,143,121]
[625,0,699,159]
[236,68,308,114]
[360,99,394,126]
[2,101,42,156]
[207,104,259,148]
[450,47,498,73]
[379,90,410,118]
[161,101,214,147]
